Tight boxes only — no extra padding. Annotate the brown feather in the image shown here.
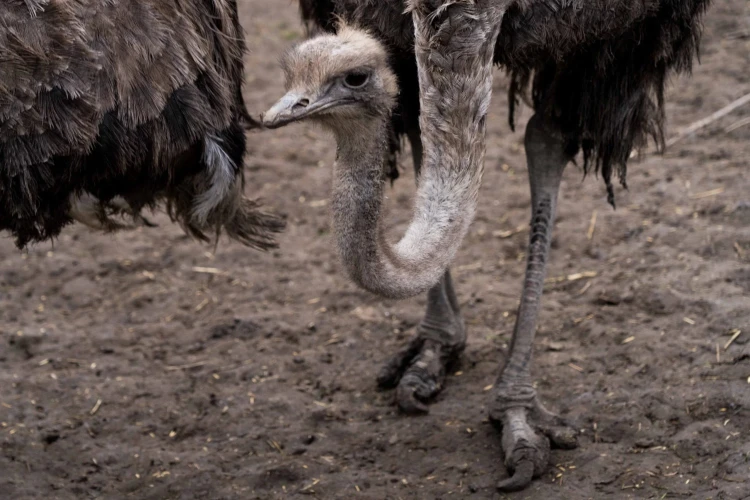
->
[0,0,284,249]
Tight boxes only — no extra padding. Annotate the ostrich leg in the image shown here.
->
[490,114,577,491]
[378,126,466,414]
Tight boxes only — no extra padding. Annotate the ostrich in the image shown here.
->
[0,0,284,250]
[264,0,710,491]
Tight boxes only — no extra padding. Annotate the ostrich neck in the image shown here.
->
[330,104,483,299]
[328,2,503,300]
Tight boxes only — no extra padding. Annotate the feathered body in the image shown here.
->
[299,0,710,203]
[0,0,283,249]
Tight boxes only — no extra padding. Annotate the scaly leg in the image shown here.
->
[377,126,466,414]
[378,270,466,412]
[490,114,577,491]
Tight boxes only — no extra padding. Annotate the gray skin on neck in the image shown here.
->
[330,118,392,286]
[262,12,502,299]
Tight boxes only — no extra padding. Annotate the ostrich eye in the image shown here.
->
[343,72,370,89]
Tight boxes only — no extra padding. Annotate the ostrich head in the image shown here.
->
[260,3,500,300]
[262,26,398,131]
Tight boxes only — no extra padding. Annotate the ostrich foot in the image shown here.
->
[489,384,578,492]
[377,322,465,414]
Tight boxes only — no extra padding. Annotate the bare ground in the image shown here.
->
[1,1,749,499]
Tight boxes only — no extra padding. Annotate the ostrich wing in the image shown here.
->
[0,0,270,248]
[0,0,242,173]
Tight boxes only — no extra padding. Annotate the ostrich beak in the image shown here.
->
[261,90,349,129]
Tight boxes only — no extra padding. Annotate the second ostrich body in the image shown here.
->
[266,0,710,491]
[0,0,283,249]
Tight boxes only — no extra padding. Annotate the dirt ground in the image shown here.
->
[2,1,749,499]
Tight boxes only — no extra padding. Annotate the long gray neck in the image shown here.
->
[330,117,443,299]
[328,1,505,300]
[329,106,481,300]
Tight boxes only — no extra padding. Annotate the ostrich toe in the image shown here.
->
[489,390,578,491]
[377,334,465,414]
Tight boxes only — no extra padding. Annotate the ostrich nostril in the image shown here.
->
[294,98,310,110]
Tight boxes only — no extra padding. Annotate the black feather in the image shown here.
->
[298,0,710,204]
